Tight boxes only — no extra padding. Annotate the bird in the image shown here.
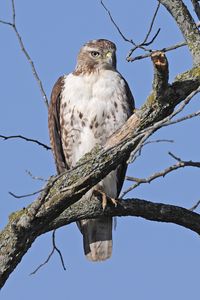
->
[48,39,135,261]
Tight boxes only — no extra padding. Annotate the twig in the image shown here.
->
[161,109,200,128]
[144,139,174,146]
[143,29,161,47]
[100,0,160,57]
[127,21,200,62]
[168,151,200,167]
[52,230,67,271]
[30,246,54,275]
[168,151,181,161]
[0,20,12,26]
[30,230,66,275]
[143,2,161,45]
[122,156,200,197]
[127,41,187,62]
[0,0,49,107]
[189,200,200,211]
[9,189,44,199]
[127,131,154,164]
[100,0,136,45]
[0,134,51,150]
[11,0,16,23]
[122,162,185,197]
[26,170,47,182]
[130,139,174,162]
[127,2,161,59]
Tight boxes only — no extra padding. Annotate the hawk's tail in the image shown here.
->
[78,217,112,261]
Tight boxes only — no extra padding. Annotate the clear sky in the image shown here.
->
[0,0,200,299]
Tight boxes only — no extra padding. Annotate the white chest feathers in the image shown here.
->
[60,69,130,166]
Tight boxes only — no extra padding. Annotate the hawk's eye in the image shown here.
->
[90,51,100,58]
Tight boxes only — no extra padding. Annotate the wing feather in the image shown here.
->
[48,76,69,173]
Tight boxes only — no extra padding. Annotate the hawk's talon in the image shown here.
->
[93,189,118,210]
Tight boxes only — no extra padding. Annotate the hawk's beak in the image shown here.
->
[104,51,113,64]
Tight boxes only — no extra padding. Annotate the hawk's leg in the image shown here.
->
[93,189,118,210]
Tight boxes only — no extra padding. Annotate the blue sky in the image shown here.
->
[0,0,200,299]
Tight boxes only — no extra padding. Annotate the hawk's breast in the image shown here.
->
[60,69,130,169]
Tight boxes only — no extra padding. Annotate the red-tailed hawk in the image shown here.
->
[48,39,134,261]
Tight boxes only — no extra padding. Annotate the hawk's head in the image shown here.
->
[74,39,117,75]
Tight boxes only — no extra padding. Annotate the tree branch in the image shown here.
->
[190,199,200,211]
[141,2,161,46]
[127,41,187,62]
[122,156,200,197]
[126,2,161,59]
[151,51,169,100]
[8,189,43,199]
[0,135,51,150]
[30,230,66,275]
[100,0,137,46]
[101,0,161,58]
[44,197,200,237]
[159,0,200,65]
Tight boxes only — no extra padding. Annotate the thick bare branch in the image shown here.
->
[151,51,169,100]
[44,197,200,236]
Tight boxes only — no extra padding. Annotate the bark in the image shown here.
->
[45,197,200,236]
[1,0,200,290]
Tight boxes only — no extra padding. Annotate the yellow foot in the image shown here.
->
[93,189,118,210]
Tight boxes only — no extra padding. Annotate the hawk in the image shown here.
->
[48,39,134,261]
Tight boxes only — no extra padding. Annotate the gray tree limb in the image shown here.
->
[44,197,200,236]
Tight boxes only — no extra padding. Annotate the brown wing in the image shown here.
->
[116,78,135,196]
[48,76,69,174]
